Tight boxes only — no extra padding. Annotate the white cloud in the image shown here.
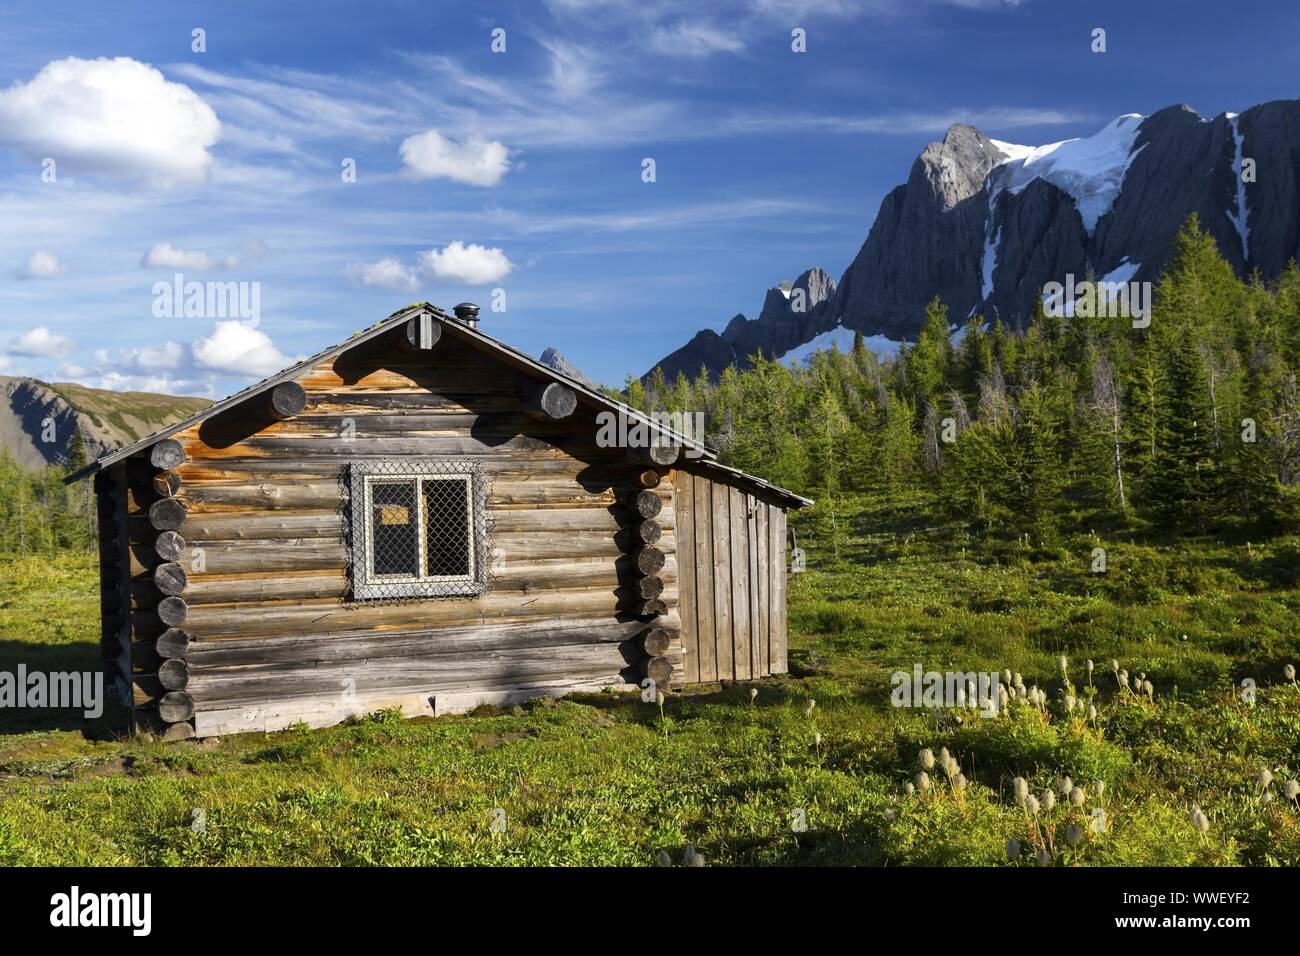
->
[419,242,513,284]
[649,23,746,57]
[345,258,421,292]
[0,57,220,186]
[141,242,239,271]
[0,354,10,372]
[192,320,295,377]
[25,249,68,278]
[121,341,187,372]
[9,325,76,358]
[399,130,511,186]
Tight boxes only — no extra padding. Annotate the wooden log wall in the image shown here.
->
[673,467,788,684]
[133,322,690,735]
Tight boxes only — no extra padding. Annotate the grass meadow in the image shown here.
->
[0,491,1297,866]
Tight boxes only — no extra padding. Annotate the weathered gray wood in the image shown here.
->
[157,596,188,627]
[711,476,734,681]
[162,720,196,741]
[398,312,441,350]
[693,471,716,683]
[630,489,662,519]
[633,442,680,467]
[155,530,186,562]
[644,656,674,686]
[153,562,188,597]
[188,616,646,669]
[636,518,662,545]
[756,500,770,677]
[149,439,186,471]
[772,507,788,673]
[674,469,699,684]
[158,691,195,723]
[148,496,187,531]
[635,547,665,575]
[268,381,308,420]
[153,470,182,498]
[636,576,664,600]
[637,598,667,619]
[156,628,191,659]
[158,657,190,690]
[642,627,671,657]
[730,485,752,682]
[529,382,577,420]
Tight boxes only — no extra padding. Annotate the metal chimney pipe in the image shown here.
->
[453,302,480,329]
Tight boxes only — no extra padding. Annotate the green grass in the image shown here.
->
[1,492,1297,866]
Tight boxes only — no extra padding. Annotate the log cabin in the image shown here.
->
[67,303,810,740]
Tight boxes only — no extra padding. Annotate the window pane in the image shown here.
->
[424,477,471,577]
[370,480,419,576]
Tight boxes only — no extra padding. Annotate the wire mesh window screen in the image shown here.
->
[346,460,489,601]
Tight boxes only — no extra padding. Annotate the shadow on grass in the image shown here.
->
[0,639,128,739]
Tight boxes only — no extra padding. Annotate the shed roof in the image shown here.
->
[65,302,812,507]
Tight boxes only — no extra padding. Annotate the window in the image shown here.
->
[347,460,488,600]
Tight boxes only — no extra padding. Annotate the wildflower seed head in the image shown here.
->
[1070,786,1085,807]
[915,771,931,792]
[1285,663,1296,681]
[1059,655,1068,676]
[955,773,968,791]
[1285,780,1300,801]
[1065,694,1076,712]
[1057,775,1074,797]
[1036,848,1051,867]
[1002,669,1012,686]
[1065,823,1083,848]
[903,782,915,796]
[1189,806,1210,834]
[1262,790,1275,805]
[1257,768,1274,790]
[1092,779,1104,798]
[1026,794,1041,815]
[1041,789,1057,811]
[1013,776,1029,805]
[1088,704,1098,721]
[1086,659,1094,674]
[803,699,816,717]
[1006,838,1021,861]
[1111,659,1119,674]
[749,687,758,701]
[919,748,935,771]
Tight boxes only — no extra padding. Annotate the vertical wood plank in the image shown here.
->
[693,473,716,683]
[674,470,699,684]
[711,479,733,681]
[729,485,751,681]
[771,507,789,673]
[756,499,769,677]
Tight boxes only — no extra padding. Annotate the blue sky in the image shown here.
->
[0,0,1296,394]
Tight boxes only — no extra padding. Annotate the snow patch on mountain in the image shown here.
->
[997,114,1147,235]
[779,325,900,365]
[1227,113,1250,262]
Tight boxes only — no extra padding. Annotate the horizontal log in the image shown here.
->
[153,562,188,597]
[180,588,657,641]
[397,312,441,351]
[632,442,680,468]
[188,641,637,706]
[157,596,188,627]
[636,576,664,600]
[529,382,577,421]
[156,628,191,659]
[155,530,186,563]
[644,656,674,686]
[629,489,663,519]
[153,470,182,498]
[268,381,308,420]
[149,496,187,531]
[635,547,665,575]
[636,598,667,619]
[158,658,189,690]
[158,691,195,723]
[188,616,648,670]
[642,628,671,657]
[162,720,196,741]
[150,439,186,471]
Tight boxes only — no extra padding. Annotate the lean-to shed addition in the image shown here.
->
[68,303,810,740]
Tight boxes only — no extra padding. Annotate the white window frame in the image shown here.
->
[347,460,487,601]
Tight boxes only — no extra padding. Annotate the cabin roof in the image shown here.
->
[65,302,812,507]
